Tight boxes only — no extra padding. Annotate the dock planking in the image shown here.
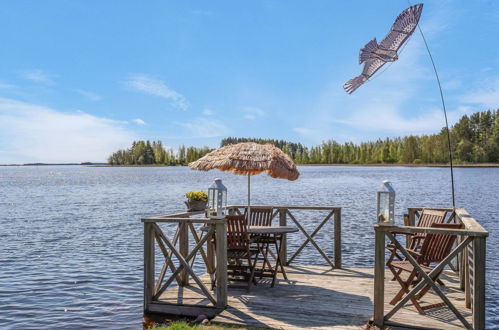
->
[158,265,472,329]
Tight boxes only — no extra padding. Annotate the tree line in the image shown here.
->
[108,110,498,165]
[107,140,213,165]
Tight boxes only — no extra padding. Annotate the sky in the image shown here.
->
[1,0,499,163]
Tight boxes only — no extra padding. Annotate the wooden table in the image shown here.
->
[203,225,298,288]
[248,226,298,287]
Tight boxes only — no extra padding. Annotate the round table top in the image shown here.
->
[248,226,298,234]
[200,225,298,234]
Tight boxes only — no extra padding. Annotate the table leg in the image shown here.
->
[272,235,287,287]
[276,235,288,280]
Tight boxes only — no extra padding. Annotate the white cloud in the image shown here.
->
[0,98,135,163]
[133,118,146,125]
[75,89,102,101]
[243,106,265,120]
[124,74,189,111]
[202,108,215,115]
[176,117,230,138]
[22,69,55,84]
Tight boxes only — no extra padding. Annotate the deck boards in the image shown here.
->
[158,265,472,329]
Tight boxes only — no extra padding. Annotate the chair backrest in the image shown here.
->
[416,209,447,228]
[418,223,463,264]
[409,209,448,250]
[226,215,249,250]
[244,206,274,226]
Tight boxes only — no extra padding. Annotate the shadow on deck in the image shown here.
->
[158,265,471,329]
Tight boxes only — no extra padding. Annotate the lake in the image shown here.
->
[0,165,497,329]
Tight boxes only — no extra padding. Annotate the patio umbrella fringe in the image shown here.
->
[188,142,299,181]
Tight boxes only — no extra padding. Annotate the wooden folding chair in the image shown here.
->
[387,209,447,265]
[244,207,276,274]
[387,223,463,314]
[226,214,260,291]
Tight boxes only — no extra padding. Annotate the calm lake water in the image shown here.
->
[0,165,498,329]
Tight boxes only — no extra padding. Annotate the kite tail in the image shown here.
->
[343,75,367,94]
[359,38,378,64]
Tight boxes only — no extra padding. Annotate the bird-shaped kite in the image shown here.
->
[343,3,424,94]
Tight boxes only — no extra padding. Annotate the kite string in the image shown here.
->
[408,0,456,209]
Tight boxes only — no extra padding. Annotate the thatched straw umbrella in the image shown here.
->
[188,142,299,216]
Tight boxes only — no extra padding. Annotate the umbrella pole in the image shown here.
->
[247,173,251,220]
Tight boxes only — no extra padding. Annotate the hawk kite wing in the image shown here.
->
[343,4,423,94]
[379,3,424,51]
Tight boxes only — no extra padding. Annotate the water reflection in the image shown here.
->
[0,165,497,328]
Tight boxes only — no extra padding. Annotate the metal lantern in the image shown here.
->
[377,180,395,226]
[207,178,227,219]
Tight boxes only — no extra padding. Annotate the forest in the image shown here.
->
[107,110,499,165]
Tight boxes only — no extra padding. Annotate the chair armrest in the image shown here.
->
[406,248,422,258]
[389,231,415,237]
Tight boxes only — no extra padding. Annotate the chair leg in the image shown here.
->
[260,242,273,271]
[390,269,417,305]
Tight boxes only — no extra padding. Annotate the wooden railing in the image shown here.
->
[373,208,488,330]
[227,205,342,268]
[142,211,228,317]
[142,205,342,317]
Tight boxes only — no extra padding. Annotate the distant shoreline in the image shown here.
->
[85,163,499,168]
[1,163,498,168]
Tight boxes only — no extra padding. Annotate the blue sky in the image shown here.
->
[1,1,498,163]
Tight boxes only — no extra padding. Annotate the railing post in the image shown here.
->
[472,236,486,330]
[458,235,466,290]
[279,208,287,265]
[334,208,342,269]
[373,225,385,327]
[144,222,155,311]
[407,208,416,248]
[215,218,228,308]
[179,222,189,286]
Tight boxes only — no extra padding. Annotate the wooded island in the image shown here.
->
[107,110,498,166]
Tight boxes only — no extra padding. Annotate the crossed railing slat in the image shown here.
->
[226,206,341,269]
[152,223,216,305]
[286,209,336,268]
[374,214,488,330]
[385,231,473,329]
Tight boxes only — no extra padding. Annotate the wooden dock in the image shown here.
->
[157,265,472,329]
[143,206,487,329]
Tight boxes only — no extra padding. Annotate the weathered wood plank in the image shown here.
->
[455,209,488,236]
[472,237,486,329]
[375,225,488,237]
[144,222,155,311]
[179,222,189,286]
[373,226,385,327]
[148,301,222,317]
[278,208,287,265]
[156,266,472,330]
[142,217,215,223]
[228,204,341,211]
[334,208,342,269]
[215,220,228,308]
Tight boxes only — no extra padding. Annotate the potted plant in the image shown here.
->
[184,191,208,211]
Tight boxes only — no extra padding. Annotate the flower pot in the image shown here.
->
[184,200,207,212]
